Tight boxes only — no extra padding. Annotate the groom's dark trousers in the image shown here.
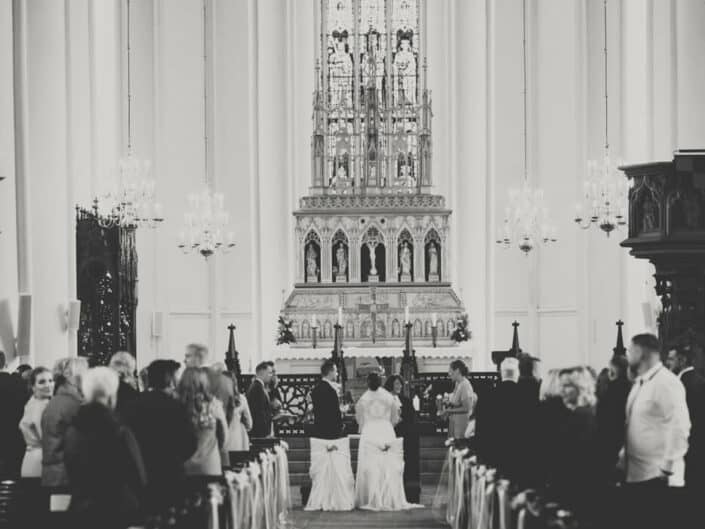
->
[311,380,344,439]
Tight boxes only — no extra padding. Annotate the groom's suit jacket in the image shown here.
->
[311,380,344,440]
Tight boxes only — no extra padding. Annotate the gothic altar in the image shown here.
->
[278,0,467,364]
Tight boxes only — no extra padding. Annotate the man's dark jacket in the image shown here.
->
[247,379,273,438]
[311,380,343,439]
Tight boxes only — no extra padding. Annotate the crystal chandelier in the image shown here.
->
[574,0,628,237]
[496,0,557,256]
[93,0,162,230]
[178,190,235,258]
[177,0,235,259]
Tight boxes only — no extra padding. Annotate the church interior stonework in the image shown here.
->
[1,1,705,528]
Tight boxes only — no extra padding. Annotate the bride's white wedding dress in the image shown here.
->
[354,388,423,511]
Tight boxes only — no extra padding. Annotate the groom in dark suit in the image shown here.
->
[247,361,274,438]
[311,360,344,439]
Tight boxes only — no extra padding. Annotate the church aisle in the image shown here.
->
[289,507,447,529]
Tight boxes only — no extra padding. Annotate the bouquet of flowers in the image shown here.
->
[451,313,471,343]
[276,315,296,345]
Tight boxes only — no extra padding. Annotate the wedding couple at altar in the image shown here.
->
[305,360,422,512]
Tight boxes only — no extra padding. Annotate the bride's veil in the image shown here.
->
[431,441,454,523]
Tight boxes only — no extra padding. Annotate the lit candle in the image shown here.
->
[431,313,437,327]
[312,314,317,328]
[404,305,410,324]
[338,307,343,325]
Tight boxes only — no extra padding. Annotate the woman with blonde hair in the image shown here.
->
[42,357,89,487]
[539,368,562,401]
[178,367,228,476]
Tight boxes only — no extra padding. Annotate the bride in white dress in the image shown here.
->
[354,372,423,511]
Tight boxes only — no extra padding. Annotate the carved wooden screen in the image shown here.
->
[76,208,138,366]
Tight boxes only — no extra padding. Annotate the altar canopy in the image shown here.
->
[282,0,466,352]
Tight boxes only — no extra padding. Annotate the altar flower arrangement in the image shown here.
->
[276,316,296,345]
[451,312,471,343]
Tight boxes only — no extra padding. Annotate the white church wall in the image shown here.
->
[4,0,705,373]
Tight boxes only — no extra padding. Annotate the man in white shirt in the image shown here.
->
[622,333,690,529]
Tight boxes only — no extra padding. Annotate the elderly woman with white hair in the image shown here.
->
[64,367,146,529]
[41,357,89,487]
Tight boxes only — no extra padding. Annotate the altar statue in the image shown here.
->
[336,245,347,275]
[368,243,378,276]
[393,33,416,105]
[306,246,318,278]
[428,244,438,276]
[400,242,412,276]
[329,31,353,108]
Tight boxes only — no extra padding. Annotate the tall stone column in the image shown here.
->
[16,0,71,366]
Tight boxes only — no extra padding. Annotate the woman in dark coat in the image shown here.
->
[384,375,420,503]
[65,367,146,529]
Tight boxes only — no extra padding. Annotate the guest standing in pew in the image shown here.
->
[64,367,146,529]
[311,360,344,439]
[178,367,228,476]
[109,352,139,420]
[224,373,252,451]
[622,334,690,529]
[248,361,274,438]
[124,360,197,514]
[184,343,209,368]
[440,360,476,440]
[0,351,30,478]
[666,344,705,526]
[19,367,54,477]
[42,357,89,488]
[547,367,599,521]
[596,354,632,484]
[210,370,237,467]
[385,374,421,503]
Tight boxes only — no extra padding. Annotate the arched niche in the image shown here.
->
[304,231,321,283]
[391,319,401,337]
[345,320,355,338]
[446,319,454,336]
[332,229,349,283]
[424,228,441,281]
[424,320,432,336]
[301,320,310,339]
[413,319,422,337]
[324,320,333,339]
[397,228,414,282]
[361,226,386,282]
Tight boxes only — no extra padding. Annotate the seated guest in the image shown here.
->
[19,367,54,477]
[223,373,252,451]
[311,360,344,440]
[64,367,146,529]
[184,343,208,368]
[0,352,29,478]
[385,374,421,503]
[42,357,89,487]
[440,360,476,440]
[178,367,228,476]
[109,351,139,418]
[124,360,196,513]
[548,367,598,520]
[247,361,274,438]
[596,355,632,483]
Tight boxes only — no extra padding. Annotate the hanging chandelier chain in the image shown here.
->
[603,0,609,151]
[203,0,209,186]
[522,0,528,182]
[126,0,132,155]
